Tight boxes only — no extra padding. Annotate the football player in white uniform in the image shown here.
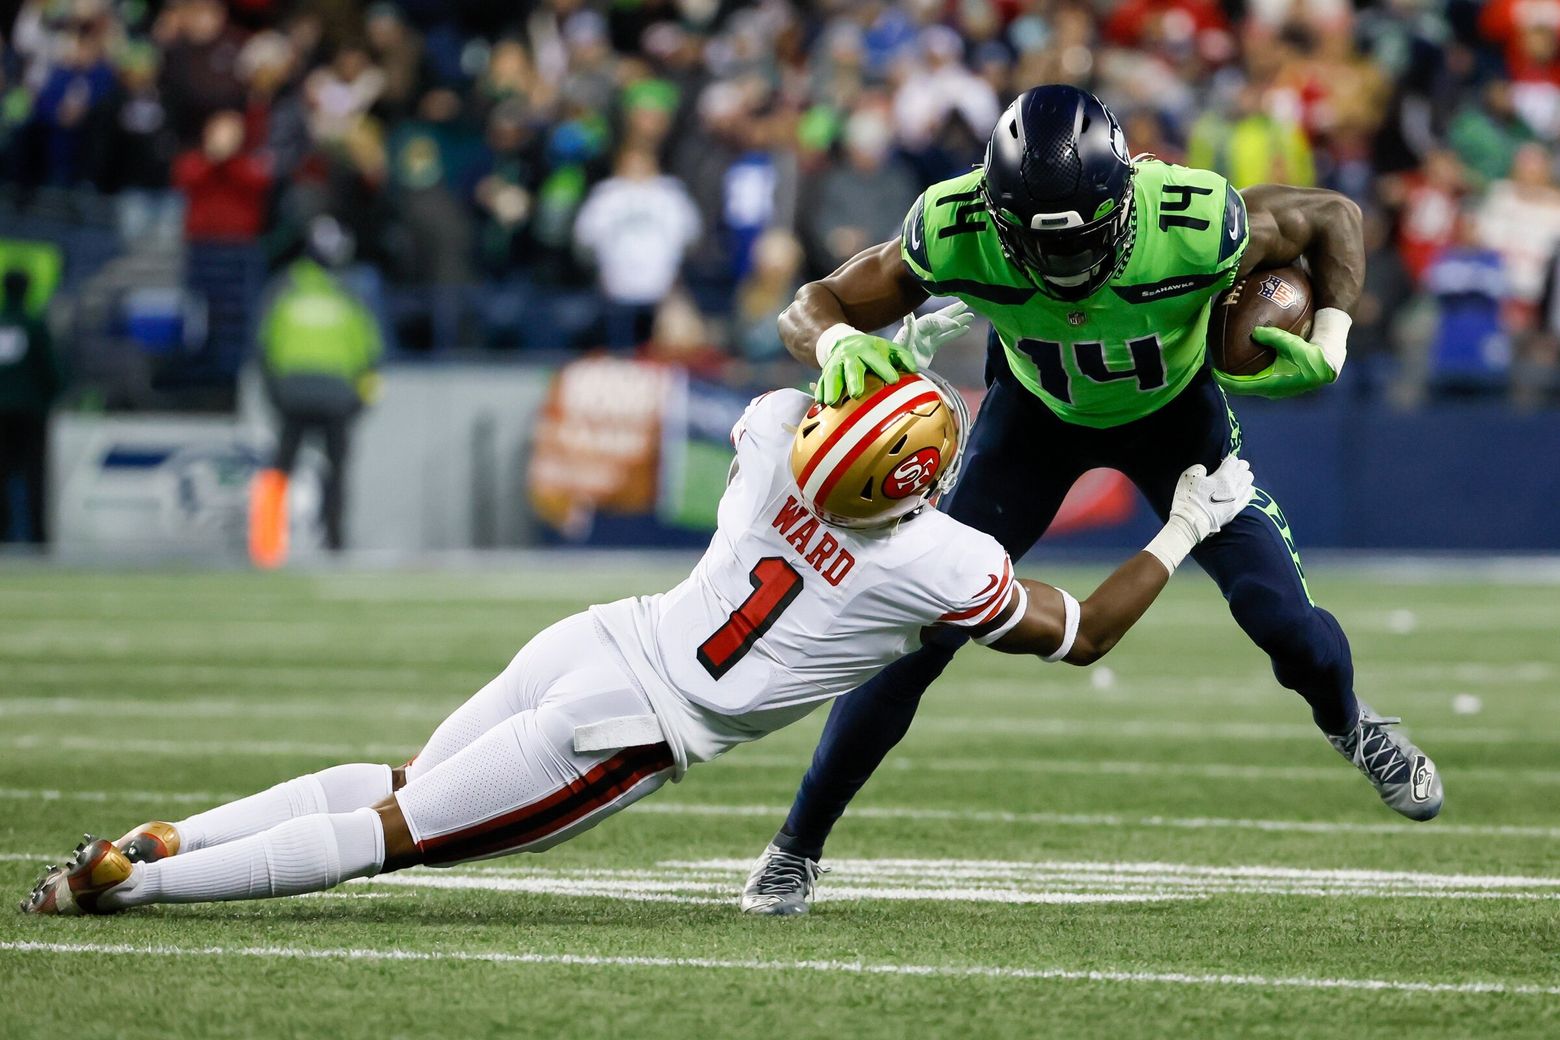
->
[22,372,1251,916]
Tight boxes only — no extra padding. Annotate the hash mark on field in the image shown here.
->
[2,941,1555,998]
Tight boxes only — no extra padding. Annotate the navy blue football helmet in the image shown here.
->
[981,85,1135,300]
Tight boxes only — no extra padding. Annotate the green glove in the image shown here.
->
[815,332,918,405]
[1214,325,1339,400]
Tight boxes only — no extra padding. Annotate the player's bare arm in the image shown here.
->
[779,240,927,365]
[981,557,1169,665]
[1238,185,1364,313]
[1218,185,1365,399]
[779,240,929,403]
[967,454,1255,665]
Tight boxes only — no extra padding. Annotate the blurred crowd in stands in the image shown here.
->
[3,0,1560,407]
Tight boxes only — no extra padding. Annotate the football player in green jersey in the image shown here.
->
[741,85,1442,916]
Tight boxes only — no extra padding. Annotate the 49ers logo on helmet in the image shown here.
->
[883,447,941,499]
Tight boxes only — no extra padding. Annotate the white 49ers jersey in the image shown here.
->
[591,389,1020,766]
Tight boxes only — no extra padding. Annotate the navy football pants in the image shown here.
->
[777,338,1359,859]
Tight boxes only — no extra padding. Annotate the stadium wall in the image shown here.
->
[1043,394,1560,553]
[44,368,1560,557]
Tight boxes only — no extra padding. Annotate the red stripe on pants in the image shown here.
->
[418,743,674,865]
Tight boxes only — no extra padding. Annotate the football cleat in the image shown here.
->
[1328,703,1443,821]
[740,843,826,916]
[19,835,133,916]
[116,821,180,864]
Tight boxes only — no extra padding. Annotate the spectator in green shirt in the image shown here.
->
[1448,81,1536,188]
[255,218,382,555]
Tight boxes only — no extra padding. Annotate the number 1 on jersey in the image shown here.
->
[697,557,804,679]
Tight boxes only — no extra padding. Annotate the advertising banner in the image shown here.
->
[527,361,1144,545]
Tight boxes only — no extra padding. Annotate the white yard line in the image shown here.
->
[5,850,1557,905]
[0,940,1553,998]
[723,753,1560,785]
[914,716,1543,744]
[1,719,1547,755]
[0,660,480,687]
[0,787,244,806]
[361,872,1192,906]
[3,711,1557,781]
[0,736,415,758]
[0,697,445,722]
[362,855,1560,904]
[631,802,1560,840]
[1,784,1554,839]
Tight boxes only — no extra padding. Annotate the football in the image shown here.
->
[1207,265,1315,376]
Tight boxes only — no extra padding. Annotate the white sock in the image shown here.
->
[103,808,386,909]
[173,763,393,851]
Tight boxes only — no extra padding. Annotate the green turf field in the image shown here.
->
[1,561,1556,1039]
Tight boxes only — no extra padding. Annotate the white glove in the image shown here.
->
[1145,454,1254,574]
[893,300,974,369]
[1170,454,1255,540]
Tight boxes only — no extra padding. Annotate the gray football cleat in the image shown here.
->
[740,843,825,916]
[1328,702,1443,821]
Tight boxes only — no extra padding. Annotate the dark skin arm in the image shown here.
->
[1237,184,1365,313]
[781,186,1366,367]
[779,239,928,365]
[951,553,1171,666]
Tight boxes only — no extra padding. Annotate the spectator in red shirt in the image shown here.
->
[1481,0,1560,84]
[1480,0,1560,138]
[1387,149,1467,285]
[1103,0,1232,62]
[172,110,272,241]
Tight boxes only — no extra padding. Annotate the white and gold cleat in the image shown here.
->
[115,821,180,864]
[19,836,133,916]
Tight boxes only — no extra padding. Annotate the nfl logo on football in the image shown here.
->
[1257,274,1299,310]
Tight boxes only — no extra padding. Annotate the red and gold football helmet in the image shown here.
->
[790,371,969,529]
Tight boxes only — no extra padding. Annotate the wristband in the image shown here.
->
[1311,307,1351,376]
[815,323,859,367]
[1040,588,1080,663]
[1144,514,1200,575]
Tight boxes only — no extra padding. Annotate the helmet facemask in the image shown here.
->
[984,178,1134,301]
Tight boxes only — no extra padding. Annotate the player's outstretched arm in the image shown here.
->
[779,240,929,404]
[978,455,1255,664]
[1221,185,1365,400]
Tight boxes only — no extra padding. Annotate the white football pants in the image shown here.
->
[396,612,674,865]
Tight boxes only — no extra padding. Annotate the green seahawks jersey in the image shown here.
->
[900,160,1248,428]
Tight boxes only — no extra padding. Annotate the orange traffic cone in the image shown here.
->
[248,467,290,569]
